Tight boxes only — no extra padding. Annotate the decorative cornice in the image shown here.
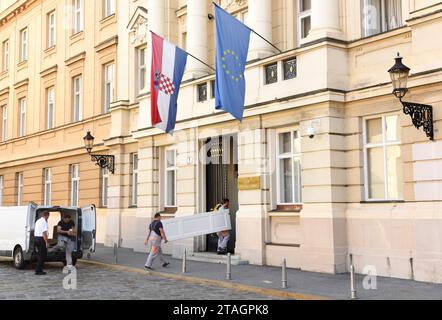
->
[14,78,29,89]
[65,52,86,66]
[95,36,118,52]
[40,65,58,77]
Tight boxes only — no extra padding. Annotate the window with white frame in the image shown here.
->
[70,164,80,206]
[20,28,27,62]
[47,10,56,48]
[364,114,403,200]
[103,63,114,113]
[130,153,138,206]
[17,172,23,206]
[1,105,6,142]
[0,175,3,206]
[137,46,146,93]
[361,0,402,37]
[72,75,82,122]
[101,167,109,208]
[165,148,177,207]
[2,40,9,71]
[298,0,311,41]
[73,0,83,34]
[18,98,26,137]
[277,130,302,204]
[104,0,115,18]
[43,168,52,206]
[46,87,55,130]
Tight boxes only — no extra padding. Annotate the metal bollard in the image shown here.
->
[182,248,187,273]
[113,243,118,264]
[226,253,232,280]
[350,264,357,300]
[282,258,288,289]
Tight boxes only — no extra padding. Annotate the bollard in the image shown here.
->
[226,253,232,280]
[282,258,288,289]
[113,243,118,264]
[350,264,357,300]
[182,248,187,273]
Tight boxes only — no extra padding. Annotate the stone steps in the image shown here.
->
[186,252,249,265]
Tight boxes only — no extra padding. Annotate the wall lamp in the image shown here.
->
[388,53,434,140]
[83,131,115,174]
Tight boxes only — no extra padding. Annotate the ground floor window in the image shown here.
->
[101,167,109,208]
[165,148,177,208]
[70,164,80,206]
[17,172,23,205]
[363,114,403,200]
[43,168,51,206]
[130,153,138,207]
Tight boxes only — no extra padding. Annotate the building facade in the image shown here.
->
[1,0,441,284]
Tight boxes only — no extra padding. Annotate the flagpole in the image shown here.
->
[212,2,283,54]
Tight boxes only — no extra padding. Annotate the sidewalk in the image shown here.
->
[83,245,442,300]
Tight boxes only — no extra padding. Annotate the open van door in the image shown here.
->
[81,205,96,253]
[25,202,38,253]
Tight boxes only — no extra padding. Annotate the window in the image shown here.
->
[70,164,80,206]
[103,63,114,113]
[264,63,278,85]
[181,32,187,51]
[283,57,297,80]
[165,149,177,207]
[364,114,403,200]
[2,40,9,71]
[361,0,402,37]
[104,0,115,18]
[298,0,311,41]
[277,130,302,204]
[0,175,3,206]
[47,11,56,48]
[20,28,27,62]
[1,105,6,142]
[43,168,51,206]
[18,98,26,137]
[137,47,146,92]
[130,153,138,206]
[72,76,82,122]
[17,172,23,206]
[46,87,55,129]
[101,167,109,208]
[73,0,83,34]
[210,80,215,99]
[235,10,249,25]
[197,83,208,102]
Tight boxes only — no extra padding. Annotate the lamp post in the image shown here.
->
[83,131,115,174]
[388,53,434,140]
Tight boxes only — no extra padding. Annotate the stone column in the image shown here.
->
[185,0,209,79]
[308,0,342,41]
[248,0,274,60]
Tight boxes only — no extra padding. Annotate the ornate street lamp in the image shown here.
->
[388,53,434,140]
[83,131,115,174]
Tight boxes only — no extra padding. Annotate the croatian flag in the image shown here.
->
[151,32,188,133]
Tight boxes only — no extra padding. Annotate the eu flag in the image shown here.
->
[214,4,251,121]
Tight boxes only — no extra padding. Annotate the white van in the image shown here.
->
[0,203,96,269]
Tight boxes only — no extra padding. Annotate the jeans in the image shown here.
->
[145,233,167,268]
[52,235,75,266]
[35,237,47,273]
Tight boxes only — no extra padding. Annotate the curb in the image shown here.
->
[79,259,331,300]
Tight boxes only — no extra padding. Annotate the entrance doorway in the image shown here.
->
[204,135,238,253]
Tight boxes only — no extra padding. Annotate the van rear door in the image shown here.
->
[25,203,37,252]
[81,205,96,253]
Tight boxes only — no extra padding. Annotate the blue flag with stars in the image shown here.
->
[214,4,251,121]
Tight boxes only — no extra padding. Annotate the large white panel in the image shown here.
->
[413,141,442,161]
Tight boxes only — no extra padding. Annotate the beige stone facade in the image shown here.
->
[1,0,442,283]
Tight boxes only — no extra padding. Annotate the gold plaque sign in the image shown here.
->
[238,176,261,190]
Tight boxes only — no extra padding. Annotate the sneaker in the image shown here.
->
[144,266,153,271]
[162,263,170,268]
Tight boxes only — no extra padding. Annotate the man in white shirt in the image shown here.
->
[34,211,50,275]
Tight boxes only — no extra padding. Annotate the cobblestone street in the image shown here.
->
[0,260,278,300]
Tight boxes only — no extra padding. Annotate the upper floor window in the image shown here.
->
[47,10,56,48]
[130,153,138,207]
[73,0,84,34]
[361,0,402,37]
[70,164,80,207]
[2,40,9,71]
[1,105,6,142]
[46,87,55,130]
[165,148,177,208]
[43,168,52,206]
[104,0,115,18]
[298,0,311,41]
[277,130,302,204]
[17,172,23,206]
[72,75,82,122]
[137,46,146,93]
[18,98,26,137]
[20,28,27,62]
[363,114,403,200]
[103,63,115,113]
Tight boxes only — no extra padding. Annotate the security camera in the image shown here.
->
[307,126,316,139]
